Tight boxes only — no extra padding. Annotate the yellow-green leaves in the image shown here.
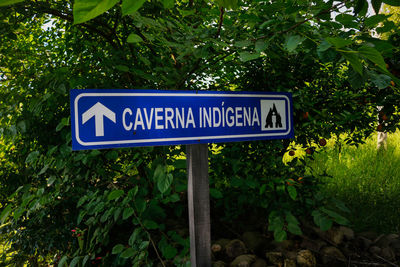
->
[127,33,144,43]
[73,0,119,24]
[0,0,24,7]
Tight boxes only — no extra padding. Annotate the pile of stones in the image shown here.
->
[210,226,400,266]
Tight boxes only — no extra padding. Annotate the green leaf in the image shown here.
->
[173,159,186,169]
[25,151,39,164]
[153,164,169,193]
[166,193,180,202]
[320,207,350,225]
[287,222,302,235]
[129,228,141,246]
[82,255,89,266]
[121,0,146,15]
[58,256,68,267]
[268,212,284,232]
[139,240,150,250]
[121,247,136,258]
[273,229,287,242]
[0,205,12,224]
[127,33,143,43]
[159,238,178,259]
[56,117,69,131]
[47,176,56,186]
[209,188,223,199]
[114,207,122,221]
[153,164,165,182]
[335,14,358,28]
[358,45,387,71]
[234,40,252,47]
[128,186,139,198]
[313,210,333,231]
[77,211,86,225]
[370,72,391,89]
[317,40,332,52]
[135,197,146,213]
[161,0,174,9]
[319,217,333,231]
[255,40,268,52]
[106,150,119,160]
[287,186,297,200]
[365,14,387,28]
[285,211,299,225]
[143,219,158,229]
[77,196,87,208]
[70,256,81,267]
[341,50,363,75]
[334,200,351,213]
[216,0,238,9]
[0,0,24,7]
[382,0,400,6]
[89,150,101,157]
[284,35,305,52]
[100,209,111,222]
[115,65,129,72]
[38,164,49,175]
[354,0,367,15]
[108,190,124,201]
[372,0,383,13]
[13,207,24,221]
[73,0,119,24]
[239,52,260,62]
[317,48,338,63]
[158,173,173,194]
[112,244,125,254]
[123,207,134,220]
[259,184,267,195]
[326,37,353,48]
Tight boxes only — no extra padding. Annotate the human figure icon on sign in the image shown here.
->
[265,103,282,128]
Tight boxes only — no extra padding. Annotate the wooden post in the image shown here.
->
[186,143,211,267]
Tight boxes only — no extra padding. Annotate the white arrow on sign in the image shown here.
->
[82,102,116,137]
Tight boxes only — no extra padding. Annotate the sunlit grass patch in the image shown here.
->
[308,131,400,233]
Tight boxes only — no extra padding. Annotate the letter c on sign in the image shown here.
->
[123,108,133,131]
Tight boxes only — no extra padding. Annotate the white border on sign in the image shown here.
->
[74,93,292,147]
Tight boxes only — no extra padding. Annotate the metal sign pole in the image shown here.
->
[186,143,211,267]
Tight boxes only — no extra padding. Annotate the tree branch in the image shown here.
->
[175,52,233,89]
[30,1,121,50]
[253,2,347,41]
[215,7,225,38]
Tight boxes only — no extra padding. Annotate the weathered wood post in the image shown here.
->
[186,143,211,267]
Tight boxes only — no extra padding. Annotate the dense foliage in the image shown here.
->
[0,0,399,265]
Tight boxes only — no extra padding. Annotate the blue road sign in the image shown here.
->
[70,89,294,150]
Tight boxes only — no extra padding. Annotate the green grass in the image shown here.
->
[309,131,400,233]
